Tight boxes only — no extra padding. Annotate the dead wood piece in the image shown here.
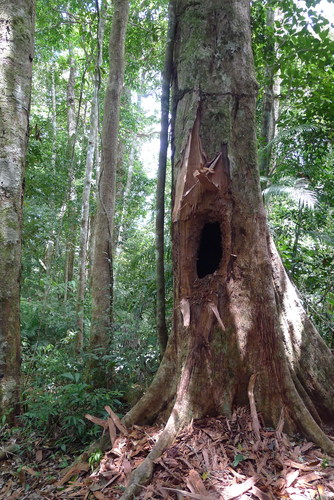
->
[186,469,209,495]
[85,414,108,429]
[107,417,116,446]
[104,405,128,436]
[247,374,261,444]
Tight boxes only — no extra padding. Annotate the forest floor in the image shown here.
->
[1,408,334,499]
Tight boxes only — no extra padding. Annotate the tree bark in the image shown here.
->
[63,47,77,304]
[75,0,106,353]
[0,0,35,421]
[89,0,129,384]
[155,0,175,357]
[122,4,334,491]
[259,6,280,177]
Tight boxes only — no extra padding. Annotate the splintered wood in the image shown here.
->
[1,409,334,498]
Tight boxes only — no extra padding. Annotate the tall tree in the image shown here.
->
[76,0,106,353]
[259,5,280,177]
[89,0,129,383]
[0,0,35,420]
[121,0,334,495]
[155,0,175,357]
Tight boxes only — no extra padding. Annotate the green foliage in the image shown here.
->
[232,453,246,468]
[21,342,124,447]
[18,0,333,450]
[88,449,103,471]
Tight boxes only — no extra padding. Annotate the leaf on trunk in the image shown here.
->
[276,407,285,439]
[180,298,191,327]
[209,302,225,331]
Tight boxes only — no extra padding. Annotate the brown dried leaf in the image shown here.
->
[57,462,90,486]
[92,491,110,500]
[224,475,258,499]
[123,457,132,481]
[162,486,216,499]
[248,374,261,443]
[85,413,107,428]
[104,405,128,435]
[202,448,211,471]
[251,485,271,500]
[107,417,116,446]
[296,472,321,485]
[186,469,209,495]
[285,459,314,471]
[286,469,299,487]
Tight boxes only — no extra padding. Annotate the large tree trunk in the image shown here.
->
[0,0,35,421]
[121,3,334,494]
[89,0,129,385]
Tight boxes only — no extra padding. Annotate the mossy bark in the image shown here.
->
[0,0,35,421]
[123,0,334,458]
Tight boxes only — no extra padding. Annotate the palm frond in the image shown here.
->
[263,177,318,209]
[308,231,334,246]
[260,123,321,152]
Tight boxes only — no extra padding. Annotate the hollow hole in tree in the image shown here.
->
[196,222,222,279]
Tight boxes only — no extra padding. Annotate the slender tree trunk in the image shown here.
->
[63,48,77,303]
[116,143,134,253]
[50,64,57,173]
[0,0,35,421]
[89,0,129,385]
[120,2,334,495]
[155,1,175,357]
[259,7,280,177]
[75,0,106,353]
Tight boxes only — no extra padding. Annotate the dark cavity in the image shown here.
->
[196,222,222,279]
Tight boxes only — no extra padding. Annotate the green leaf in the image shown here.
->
[232,453,245,467]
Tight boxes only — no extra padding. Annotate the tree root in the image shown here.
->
[120,402,191,499]
[287,381,334,455]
